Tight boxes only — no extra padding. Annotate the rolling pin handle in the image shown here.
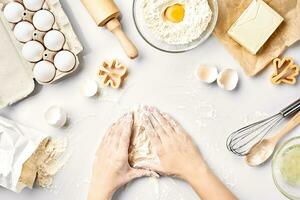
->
[106,18,138,59]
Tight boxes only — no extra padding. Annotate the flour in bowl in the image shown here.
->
[141,0,213,45]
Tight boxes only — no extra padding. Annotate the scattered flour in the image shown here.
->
[141,0,212,45]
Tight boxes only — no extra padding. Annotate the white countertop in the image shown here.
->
[0,0,299,199]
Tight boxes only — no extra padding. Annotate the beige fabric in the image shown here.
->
[214,0,300,76]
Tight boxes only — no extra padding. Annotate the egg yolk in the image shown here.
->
[164,4,185,23]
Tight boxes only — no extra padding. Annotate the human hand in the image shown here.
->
[144,107,207,181]
[88,113,157,200]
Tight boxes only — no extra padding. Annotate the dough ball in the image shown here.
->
[54,50,76,72]
[13,21,35,42]
[22,41,45,62]
[32,9,55,32]
[33,60,56,83]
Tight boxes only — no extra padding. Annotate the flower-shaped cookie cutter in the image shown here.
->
[271,57,299,85]
[98,59,128,88]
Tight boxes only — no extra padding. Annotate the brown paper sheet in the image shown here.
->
[214,0,300,76]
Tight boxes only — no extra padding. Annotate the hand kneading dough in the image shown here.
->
[129,107,160,168]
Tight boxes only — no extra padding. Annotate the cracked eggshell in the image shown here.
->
[217,69,239,91]
[45,106,67,128]
[23,0,45,11]
[22,41,45,62]
[196,64,218,84]
[81,80,98,97]
[54,50,76,72]
[3,2,25,23]
[13,21,35,42]
[44,30,65,51]
[32,9,55,32]
[33,60,56,83]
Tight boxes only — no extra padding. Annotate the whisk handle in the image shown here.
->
[281,99,300,117]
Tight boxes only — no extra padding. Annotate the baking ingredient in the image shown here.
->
[3,2,24,23]
[0,116,48,193]
[196,64,218,83]
[280,144,300,187]
[81,80,98,97]
[164,4,185,23]
[44,30,65,51]
[141,0,212,45]
[271,57,299,85]
[22,40,45,62]
[23,0,45,11]
[13,21,35,42]
[54,50,76,72]
[228,0,283,55]
[129,106,160,168]
[217,69,238,91]
[44,106,67,128]
[32,9,55,32]
[98,59,127,89]
[33,61,56,83]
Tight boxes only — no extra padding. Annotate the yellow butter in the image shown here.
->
[228,0,283,55]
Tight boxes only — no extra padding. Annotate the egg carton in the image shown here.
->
[0,0,83,85]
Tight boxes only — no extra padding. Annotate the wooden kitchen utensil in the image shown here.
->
[246,111,300,166]
[81,0,138,59]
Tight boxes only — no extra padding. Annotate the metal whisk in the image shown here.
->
[227,98,300,156]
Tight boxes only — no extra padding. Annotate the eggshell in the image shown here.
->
[3,2,25,23]
[217,69,239,91]
[196,64,218,84]
[81,80,98,97]
[44,105,67,128]
[22,41,45,62]
[23,0,45,11]
[13,21,35,42]
[32,9,55,32]
[33,60,56,82]
[54,50,76,72]
[44,30,65,51]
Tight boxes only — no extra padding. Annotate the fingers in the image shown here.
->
[161,112,186,134]
[147,109,168,137]
[151,108,174,135]
[118,112,134,150]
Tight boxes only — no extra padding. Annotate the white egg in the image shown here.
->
[33,60,56,83]
[44,30,65,51]
[44,105,67,128]
[54,50,76,72]
[22,41,45,62]
[13,21,35,42]
[32,9,55,32]
[217,68,239,91]
[23,0,45,11]
[3,2,25,23]
[81,80,98,97]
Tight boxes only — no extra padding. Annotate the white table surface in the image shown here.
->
[1,0,300,199]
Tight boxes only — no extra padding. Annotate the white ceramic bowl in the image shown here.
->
[132,0,218,53]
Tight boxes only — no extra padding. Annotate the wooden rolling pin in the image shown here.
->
[81,0,138,59]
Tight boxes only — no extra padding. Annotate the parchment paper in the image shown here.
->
[214,0,300,76]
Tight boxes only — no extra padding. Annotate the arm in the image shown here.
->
[88,113,156,200]
[145,107,237,200]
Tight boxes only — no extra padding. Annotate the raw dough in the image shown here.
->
[129,107,160,168]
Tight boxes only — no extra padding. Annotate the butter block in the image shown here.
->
[228,0,283,55]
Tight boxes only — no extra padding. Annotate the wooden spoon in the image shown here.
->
[246,111,300,167]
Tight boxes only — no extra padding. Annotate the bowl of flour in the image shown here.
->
[133,0,218,53]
